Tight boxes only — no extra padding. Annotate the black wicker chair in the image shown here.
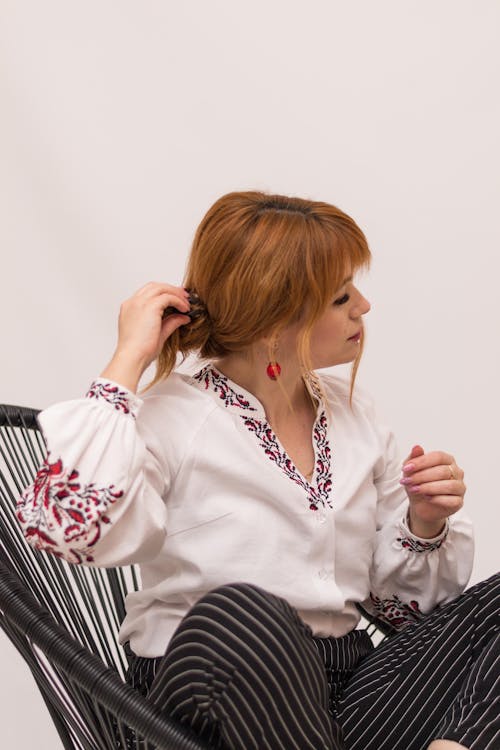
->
[0,403,209,749]
[0,403,392,750]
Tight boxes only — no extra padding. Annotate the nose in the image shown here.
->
[351,289,371,318]
[360,294,371,315]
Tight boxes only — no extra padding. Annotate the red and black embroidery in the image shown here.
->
[398,533,446,553]
[369,592,423,630]
[242,411,332,511]
[243,417,308,488]
[193,365,333,511]
[311,413,332,508]
[16,455,123,564]
[193,366,258,412]
[86,381,136,417]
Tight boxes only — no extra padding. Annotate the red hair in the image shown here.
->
[151,191,371,392]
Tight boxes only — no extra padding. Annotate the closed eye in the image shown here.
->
[334,293,350,305]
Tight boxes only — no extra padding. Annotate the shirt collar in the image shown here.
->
[190,363,325,420]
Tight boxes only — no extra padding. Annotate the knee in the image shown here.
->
[172,582,313,656]
[204,581,267,600]
[174,582,267,637]
[195,581,304,630]
[165,583,272,666]
[174,581,299,647]
[466,571,500,600]
[190,581,271,616]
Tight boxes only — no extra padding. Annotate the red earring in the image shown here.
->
[266,361,282,380]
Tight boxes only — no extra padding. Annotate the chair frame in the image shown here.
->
[0,403,209,749]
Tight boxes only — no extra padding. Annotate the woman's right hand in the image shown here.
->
[100,282,191,392]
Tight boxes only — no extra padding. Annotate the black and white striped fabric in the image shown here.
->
[126,574,499,749]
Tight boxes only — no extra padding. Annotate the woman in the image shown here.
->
[17,192,498,750]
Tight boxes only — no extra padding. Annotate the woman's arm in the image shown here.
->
[16,283,191,567]
[365,428,474,631]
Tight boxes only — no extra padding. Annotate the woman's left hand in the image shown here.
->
[400,445,466,538]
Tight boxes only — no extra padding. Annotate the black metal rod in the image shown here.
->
[0,561,209,749]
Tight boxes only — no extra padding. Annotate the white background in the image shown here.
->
[1,1,499,746]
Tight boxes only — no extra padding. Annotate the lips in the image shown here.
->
[347,331,362,342]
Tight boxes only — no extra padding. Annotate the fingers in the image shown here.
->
[403,444,425,464]
[401,448,466,506]
[114,282,192,366]
[135,281,189,300]
[404,479,466,498]
[403,448,467,532]
[401,469,466,496]
[121,287,190,322]
[401,463,465,487]
[159,307,191,341]
[154,291,190,317]
[402,450,455,473]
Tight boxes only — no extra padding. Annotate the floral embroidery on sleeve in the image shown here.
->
[369,592,423,630]
[86,381,137,418]
[16,454,123,564]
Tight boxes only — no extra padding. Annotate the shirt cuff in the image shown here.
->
[397,514,450,553]
[85,378,143,419]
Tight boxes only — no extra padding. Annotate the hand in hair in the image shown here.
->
[100,282,191,393]
[400,444,466,539]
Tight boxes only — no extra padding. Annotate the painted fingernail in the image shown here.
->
[408,485,421,493]
[402,463,415,473]
[400,478,412,485]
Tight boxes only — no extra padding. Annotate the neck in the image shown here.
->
[214,351,314,424]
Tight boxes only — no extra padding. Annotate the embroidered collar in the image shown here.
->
[191,364,262,415]
[191,364,333,512]
[191,364,325,418]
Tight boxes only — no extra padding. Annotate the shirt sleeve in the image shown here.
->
[16,378,170,567]
[365,423,474,631]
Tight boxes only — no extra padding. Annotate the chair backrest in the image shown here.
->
[0,556,209,750]
[0,403,139,677]
[0,403,212,750]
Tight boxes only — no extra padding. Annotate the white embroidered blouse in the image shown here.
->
[17,365,474,657]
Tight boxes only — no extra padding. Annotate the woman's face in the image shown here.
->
[307,276,371,370]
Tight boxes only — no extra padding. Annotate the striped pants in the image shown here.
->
[126,573,499,750]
